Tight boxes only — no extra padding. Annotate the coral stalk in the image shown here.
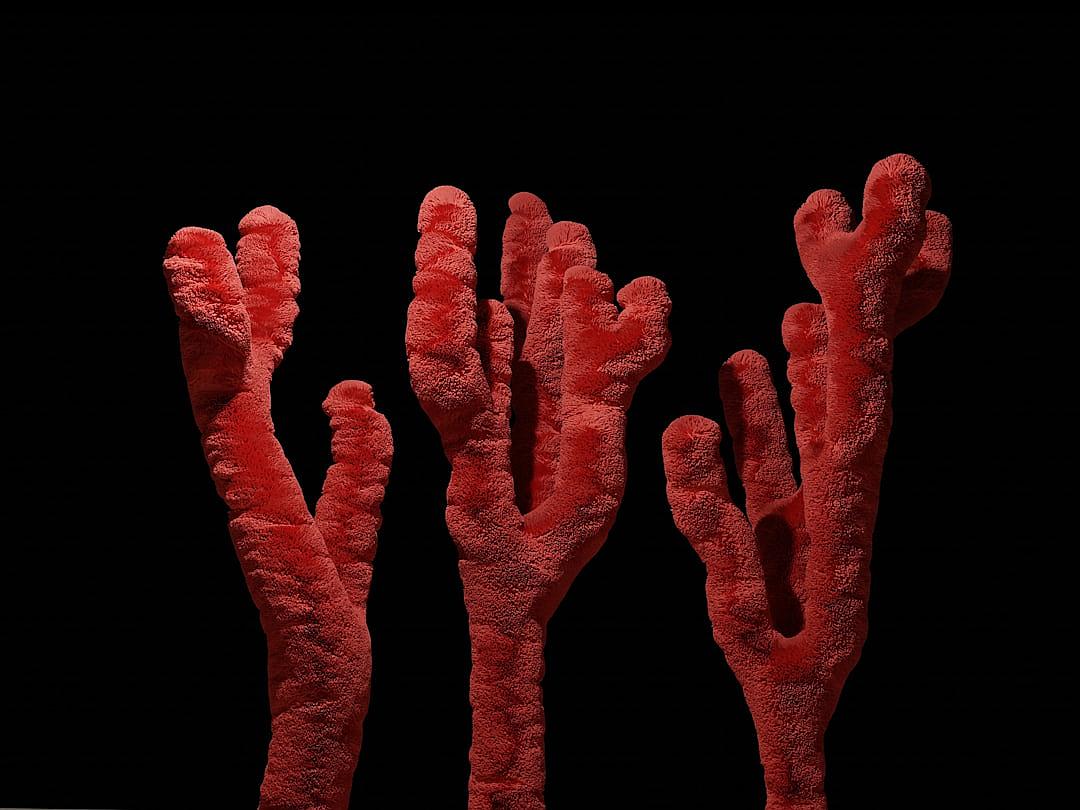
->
[406,187,671,809]
[662,155,951,808]
[163,207,393,810]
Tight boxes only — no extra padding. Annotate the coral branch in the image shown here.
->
[164,208,392,810]
[407,188,671,809]
[512,219,598,513]
[663,155,951,808]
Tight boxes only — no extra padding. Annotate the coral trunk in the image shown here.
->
[467,619,546,810]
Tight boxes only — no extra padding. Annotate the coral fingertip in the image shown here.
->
[663,414,723,455]
[508,191,549,218]
[615,275,669,309]
[863,152,931,213]
[545,220,592,251]
[238,204,296,235]
[418,186,477,251]
[165,226,228,262]
[323,380,375,416]
[793,189,853,242]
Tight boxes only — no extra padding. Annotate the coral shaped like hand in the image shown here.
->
[163,207,393,810]
[662,155,951,809]
[406,188,671,809]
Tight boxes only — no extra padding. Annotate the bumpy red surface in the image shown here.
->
[662,155,952,809]
[163,207,393,810]
[406,188,671,809]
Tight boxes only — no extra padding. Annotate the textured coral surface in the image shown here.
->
[406,188,671,809]
[662,155,951,809]
[163,207,393,810]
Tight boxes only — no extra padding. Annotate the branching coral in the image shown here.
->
[662,155,952,809]
[406,187,671,809]
[163,207,393,810]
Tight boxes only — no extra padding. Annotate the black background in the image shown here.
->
[2,14,1072,809]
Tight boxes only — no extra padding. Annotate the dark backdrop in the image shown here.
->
[2,14,1072,809]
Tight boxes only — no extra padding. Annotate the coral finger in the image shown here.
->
[236,205,301,373]
[719,350,796,525]
[315,380,394,608]
[895,209,953,334]
[164,226,250,353]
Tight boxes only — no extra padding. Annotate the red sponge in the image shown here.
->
[663,155,951,809]
[406,188,671,809]
[163,207,393,810]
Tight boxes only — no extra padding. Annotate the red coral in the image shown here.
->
[163,207,393,810]
[406,187,671,808]
[662,155,951,809]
